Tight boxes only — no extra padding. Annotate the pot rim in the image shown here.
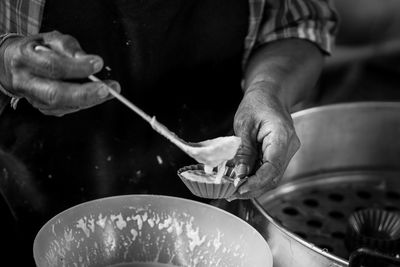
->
[253,101,400,266]
[292,101,400,120]
[251,198,349,265]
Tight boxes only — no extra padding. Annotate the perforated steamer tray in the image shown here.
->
[256,170,400,259]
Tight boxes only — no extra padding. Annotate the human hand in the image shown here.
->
[0,31,120,116]
[229,83,300,200]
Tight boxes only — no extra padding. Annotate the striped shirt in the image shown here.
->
[0,0,337,112]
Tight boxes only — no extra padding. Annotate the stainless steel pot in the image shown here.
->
[236,102,400,267]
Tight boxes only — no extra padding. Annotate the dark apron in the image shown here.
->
[0,0,248,258]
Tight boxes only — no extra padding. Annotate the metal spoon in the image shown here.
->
[89,75,241,167]
[34,45,241,166]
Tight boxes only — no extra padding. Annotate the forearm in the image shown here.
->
[243,39,324,112]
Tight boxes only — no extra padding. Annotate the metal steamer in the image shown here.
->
[237,102,400,267]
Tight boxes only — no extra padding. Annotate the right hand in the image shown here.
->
[229,85,300,200]
[0,31,120,116]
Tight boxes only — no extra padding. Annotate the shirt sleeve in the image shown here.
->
[257,0,338,55]
[0,0,44,35]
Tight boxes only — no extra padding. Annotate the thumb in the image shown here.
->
[232,128,258,179]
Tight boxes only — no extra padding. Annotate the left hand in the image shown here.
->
[229,82,300,199]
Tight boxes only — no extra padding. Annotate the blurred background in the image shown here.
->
[312,0,400,107]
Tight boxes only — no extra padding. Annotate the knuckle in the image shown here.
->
[253,110,267,122]
[42,59,64,78]
[7,38,33,68]
[74,88,91,106]
[41,61,54,76]
[56,33,82,55]
[48,30,62,38]
[58,34,74,46]
[233,114,246,130]
[43,87,60,106]
[62,34,79,45]
[9,54,23,70]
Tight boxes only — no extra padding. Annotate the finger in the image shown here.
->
[234,133,300,198]
[237,161,281,195]
[35,98,112,116]
[262,133,289,173]
[231,124,285,193]
[232,118,260,178]
[256,122,297,178]
[41,31,104,70]
[41,31,86,58]
[232,146,256,178]
[229,162,284,200]
[16,75,120,110]
[34,94,111,116]
[18,36,102,79]
[30,80,120,113]
[262,130,300,173]
[38,107,80,117]
[233,163,250,179]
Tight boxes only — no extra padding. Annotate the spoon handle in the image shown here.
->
[89,75,153,123]
[88,75,188,149]
[34,44,189,151]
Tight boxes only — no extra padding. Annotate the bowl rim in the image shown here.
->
[33,194,272,266]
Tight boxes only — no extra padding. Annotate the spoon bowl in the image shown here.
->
[89,75,241,167]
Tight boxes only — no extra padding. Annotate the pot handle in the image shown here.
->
[349,248,400,267]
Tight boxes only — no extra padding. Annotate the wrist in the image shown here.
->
[244,79,292,111]
[0,34,24,102]
[244,39,323,112]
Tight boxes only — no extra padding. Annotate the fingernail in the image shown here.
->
[98,86,109,98]
[238,186,249,195]
[93,61,103,72]
[235,163,249,178]
[110,82,121,93]
[90,58,103,72]
[226,196,237,202]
